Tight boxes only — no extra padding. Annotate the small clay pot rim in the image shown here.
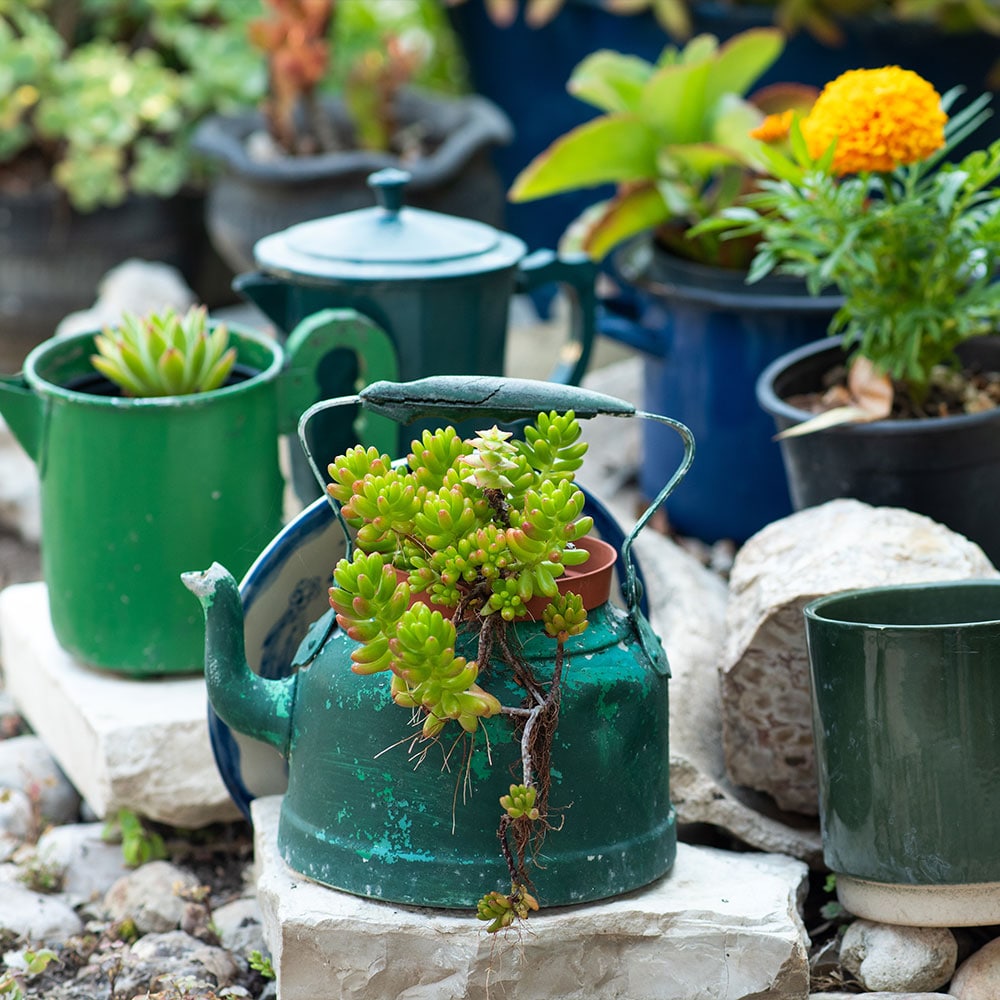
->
[397,535,617,621]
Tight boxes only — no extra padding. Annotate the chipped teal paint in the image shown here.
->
[253,597,676,908]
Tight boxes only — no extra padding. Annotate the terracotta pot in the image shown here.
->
[397,534,616,619]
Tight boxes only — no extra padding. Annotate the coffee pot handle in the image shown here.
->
[516,250,598,387]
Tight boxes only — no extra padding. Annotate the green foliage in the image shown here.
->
[712,91,1000,406]
[0,948,58,999]
[16,852,64,894]
[475,883,539,933]
[102,807,168,867]
[509,28,802,264]
[326,410,594,739]
[92,305,237,397]
[500,783,540,821]
[248,950,275,980]
[0,0,262,211]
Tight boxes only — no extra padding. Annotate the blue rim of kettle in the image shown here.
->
[208,486,648,820]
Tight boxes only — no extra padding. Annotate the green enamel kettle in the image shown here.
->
[185,376,693,907]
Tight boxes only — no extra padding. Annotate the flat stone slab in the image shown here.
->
[0,582,241,827]
[252,794,810,1000]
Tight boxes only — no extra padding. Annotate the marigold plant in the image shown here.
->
[703,69,1000,410]
[800,66,947,174]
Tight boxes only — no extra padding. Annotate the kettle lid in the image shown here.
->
[252,168,525,280]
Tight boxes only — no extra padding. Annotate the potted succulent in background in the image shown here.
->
[733,68,1000,562]
[509,27,839,545]
[0,303,387,676]
[192,0,512,275]
[185,375,694,927]
[0,0,262,368]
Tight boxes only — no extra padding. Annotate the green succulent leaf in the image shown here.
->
[90,306,235,397]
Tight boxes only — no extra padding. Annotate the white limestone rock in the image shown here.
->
[0,582,242,827]
[54,259,195,339]
[252,794,809,1000]
[0,882,84,944]
[103,859,201,934]
[32,821,133,906]
[0,734,80,825]
[811,994,956,999]
[950,935,1000,999]
[212,896,267,958]
[840,919,958,993]
[720,499,997,814]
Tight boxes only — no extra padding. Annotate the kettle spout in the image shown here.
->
[0,375,41,463]
[183,563,294,755]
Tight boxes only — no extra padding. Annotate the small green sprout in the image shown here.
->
[476,883,539,933]
[102,807,168,867]
[91,306,237,398]
[248,950,275,980]
[500,784,540,821]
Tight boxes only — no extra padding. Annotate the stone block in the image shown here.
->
[0,581,241,827]
[720,500,997,815]
[252,794,809,1000]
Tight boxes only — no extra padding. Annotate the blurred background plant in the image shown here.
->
[0,0,467,213]
[246,0,467,157]
[449,0,1000,45]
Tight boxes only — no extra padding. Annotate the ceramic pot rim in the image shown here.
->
[20,323,284,409]
[398,534,617,620]
[757,334,1000,436]
[805,578,1000,629]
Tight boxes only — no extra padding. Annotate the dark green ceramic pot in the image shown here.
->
[805,580,1000,926]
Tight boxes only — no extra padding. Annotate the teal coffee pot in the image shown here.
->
[234,168,598,500]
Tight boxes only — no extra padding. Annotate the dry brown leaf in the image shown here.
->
[776,357,893,439]
[846,356,893,420]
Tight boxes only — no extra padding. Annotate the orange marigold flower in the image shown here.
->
[750,109,794,144]
[800,66,946,175]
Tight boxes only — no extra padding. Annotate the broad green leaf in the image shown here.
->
[568,50,653,114]
[509,115,658,201]
[710,94,767,167]
[638,57,713,144]
[703,27,784,107]
[658,141,742,180]
[582,184,671,260]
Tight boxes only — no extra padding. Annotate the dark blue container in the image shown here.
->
[601,243,840,543]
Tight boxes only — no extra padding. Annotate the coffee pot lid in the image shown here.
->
[252,168,525,280]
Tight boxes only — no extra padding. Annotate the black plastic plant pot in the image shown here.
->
[757,335,1000,565]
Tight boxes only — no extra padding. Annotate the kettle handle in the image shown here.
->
[516,250,597,387]
[297,374,694,665]
[277,308,400,456]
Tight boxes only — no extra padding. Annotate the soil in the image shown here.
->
[787,361,1000,421]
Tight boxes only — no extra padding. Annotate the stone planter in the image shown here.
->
[192,89,513,275]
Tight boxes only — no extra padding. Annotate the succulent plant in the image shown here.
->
[91,306,237,398]
[326,411,598,928]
